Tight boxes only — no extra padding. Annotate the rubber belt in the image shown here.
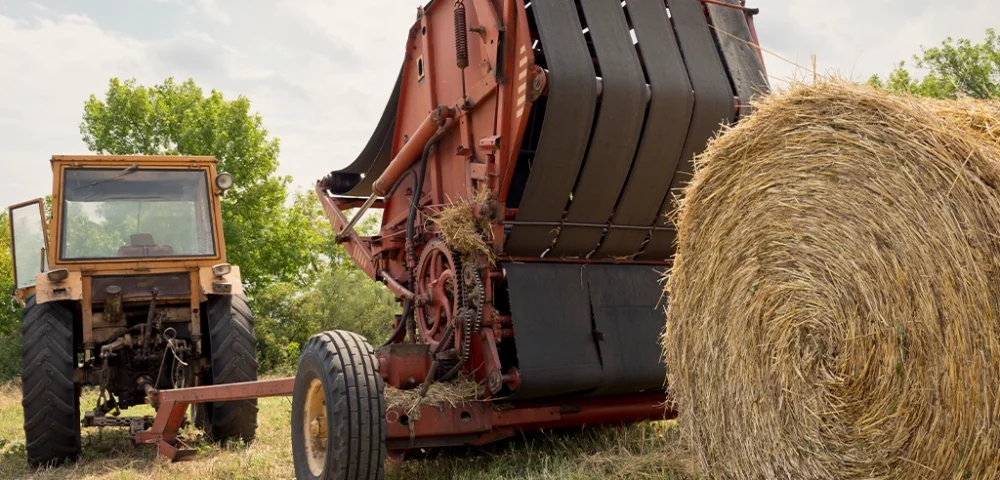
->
[505,263,604,399]
[321,70,402,197]
[504,2,596,256]
[640,0,736,260]
[547,0,646,257]
[705,0,770,117]
[595,0,695,258]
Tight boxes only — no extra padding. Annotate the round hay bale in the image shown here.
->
[663,81,1000,479]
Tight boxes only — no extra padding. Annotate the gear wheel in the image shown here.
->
[460,261,484,363]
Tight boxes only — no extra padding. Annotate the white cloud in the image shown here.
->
[0,0,998,210]
[194,0,231,25]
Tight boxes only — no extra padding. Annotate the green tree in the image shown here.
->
[869,28,1000,99]
[79,78,318,290]
[0,212,22,380]
[250,195,396,372]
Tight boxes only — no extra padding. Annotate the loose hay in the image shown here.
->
[384,376,481,417]
[431,188,495,261]
[664,81,1000,479]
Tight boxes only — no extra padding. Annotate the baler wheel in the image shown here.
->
[292,330,387,480]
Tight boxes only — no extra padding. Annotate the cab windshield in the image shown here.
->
[60,168,216,260]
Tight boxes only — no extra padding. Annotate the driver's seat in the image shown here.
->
[118,233,174,257]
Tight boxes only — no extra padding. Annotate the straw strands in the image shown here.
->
[429,188,495,262]
[384,375,481,417]
[663,81,1000,479]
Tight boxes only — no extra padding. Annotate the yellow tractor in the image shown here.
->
[8,155,257,467]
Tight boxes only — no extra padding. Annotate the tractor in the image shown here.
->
[7,155,258,467]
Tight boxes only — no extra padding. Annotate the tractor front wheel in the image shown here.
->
[292,330,387,480]
[20,294,81,467]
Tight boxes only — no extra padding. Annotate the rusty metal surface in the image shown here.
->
[91,273,191,303]
[151,377,295,403]
[377,343,432,390]
[385,392,672,451]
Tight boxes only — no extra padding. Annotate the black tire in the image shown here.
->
[20,294,81,467]
[292,330,387,480]
[195,293,259,443]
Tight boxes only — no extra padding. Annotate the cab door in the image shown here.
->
[8,199,49,292]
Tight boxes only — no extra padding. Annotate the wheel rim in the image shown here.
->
[303,377,327,477]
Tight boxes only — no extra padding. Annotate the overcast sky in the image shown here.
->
[0,0,997,208]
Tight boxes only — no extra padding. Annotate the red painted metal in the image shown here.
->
[377,343,433,389]
[372,106,454,196]
[316,184,378,280]
[134,378,295,460]
[385,393,673,451]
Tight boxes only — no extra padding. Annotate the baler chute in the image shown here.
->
[306,0,768,474]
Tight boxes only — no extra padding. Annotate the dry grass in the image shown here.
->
[664,80,1000,479]
[0,381,691,479]
[430,188,495,262]
[384,375,481,416]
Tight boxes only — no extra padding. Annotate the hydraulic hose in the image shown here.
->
[401,119,453,342]
[380,298,412,348]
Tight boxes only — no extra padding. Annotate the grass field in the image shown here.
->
[0,382,694,479]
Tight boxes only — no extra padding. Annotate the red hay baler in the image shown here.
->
[294,0,769,477]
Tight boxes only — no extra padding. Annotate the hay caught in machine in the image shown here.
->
[664,81,1000,479]
[430,188,495,262]
[384,375,481,417]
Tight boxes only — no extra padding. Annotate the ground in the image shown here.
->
[0,382,694,480]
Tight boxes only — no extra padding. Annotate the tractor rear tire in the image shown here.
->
[20,294,81,467]
[292,330,387,480]
[195,293,259,444]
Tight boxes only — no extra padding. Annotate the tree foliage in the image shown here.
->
[79,78,319,290]
[0,78,399,380]
[869,28,1000,99]
[0,212,21,380]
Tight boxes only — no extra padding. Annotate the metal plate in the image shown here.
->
[321,70,402,197]
[595,0,696,258]
[548,0,647,257]
[504,1,597,256]
[640,0,737,259]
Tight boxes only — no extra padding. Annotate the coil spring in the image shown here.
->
[455,1,469,70]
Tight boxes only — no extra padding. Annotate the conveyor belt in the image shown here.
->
[505,262,667,399]
[505,263,604,399]
[706,0,770,116]
[547,0,646,257]
[320,71,402,197]
[504,1,596,256]
[587,264,668,396]
[640,0,736,259]
[595,0,695,258]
